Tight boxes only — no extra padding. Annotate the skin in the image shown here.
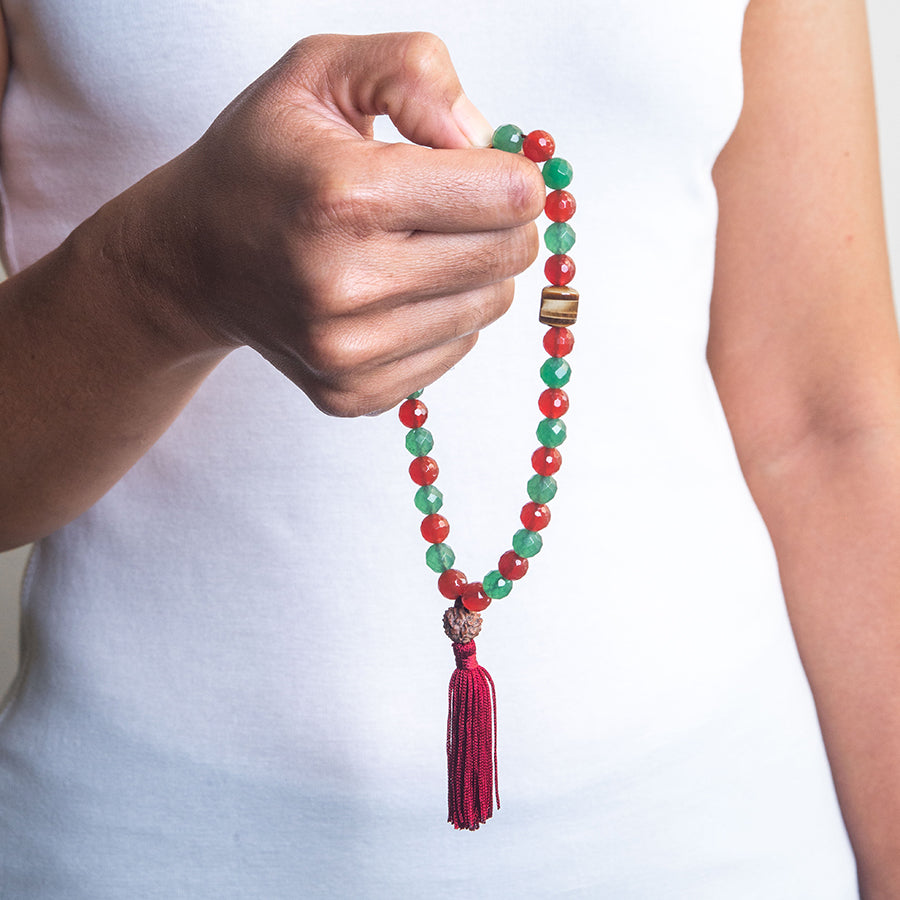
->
[0,1,897,894]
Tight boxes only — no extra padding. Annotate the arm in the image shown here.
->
[0,31,544,550]
[709,0,900,894]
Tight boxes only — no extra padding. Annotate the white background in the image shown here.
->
[2,2,900,695]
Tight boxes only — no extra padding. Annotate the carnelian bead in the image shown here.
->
[545,254,575,286]
[498,550,529,581]
[523,130,555,163]
[421,513,450,544]
[543,326,575,357]
[539,388,569,418]
[461,582,491,612]
[398,398,428,429]
[545,189,576,222]
[520,502,551,531]
[409,455,439,486]
[438,568,468,600]
[532,446,562,476]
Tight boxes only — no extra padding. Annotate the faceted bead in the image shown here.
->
[543,327,575,357]
[414,484,444,514]
[544,222,576,255]
[421,513,450,543]
[398,398,428,429]
[523,130,555,162]
[531,446,562,476]
[425,542,456,573]
[544,254,575,286]
[405,427,434,457]
[537,417,567,448]
[545,190,576,222]
[407,389,424,399]
[539,388,569,418]
[540,357,572,388]
[492,124,524,153]
[512,528,543,558]
[527,474,558,504]
[498,549,529,580]
[461,582,491,612]
[520,502,551,531]
[483,570,513,599]
[542,157,573,190]
[438,568,468,600]
[409,455,439,486]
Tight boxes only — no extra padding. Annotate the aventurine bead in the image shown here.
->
[438,568,468,600]
[540,357,572,388]
[520,502,551,531]
[512,528,543,558]
[420,513,450,543]
[461,582,491,612]
[523,130,555,162]
[543,327,575,357]
[483,570,513,599]
[492,124,524,153]
[544,222,576,255]
[532,446,562,476]
[539,388,569,418]
[426,542,456,573]
[414,484,444,514]
[543,157,573,190]
[409,455,439,486]
[545,189,576,222]
[498,549,529,580]
[537,417,567,448]
[544,254,575,286]
[398,398,428,429]
[528,474,558,504]
[405,427,434,456]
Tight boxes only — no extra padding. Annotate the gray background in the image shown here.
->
[2,3,900,695]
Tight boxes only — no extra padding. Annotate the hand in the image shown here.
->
[124,32,545,416]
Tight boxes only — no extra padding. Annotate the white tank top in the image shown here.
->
[0,1,857,896]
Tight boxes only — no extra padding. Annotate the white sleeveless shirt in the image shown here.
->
[0,1,858,896]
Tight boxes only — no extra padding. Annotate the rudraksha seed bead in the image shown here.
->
[483,570,513,600]
[512,528,543,558]
[492,124,524,153]
[406,427,434,456]
[438,568,468,600]
[414,485,444,515]
[409,455,439,486]
[544,254,575,286]
[398,398,428,429]
[426,542,456,573]
[540,357,572,388]
[443,605,483,643]
[532,446,562,476]
[545,189,576,222]
[544,222,576,255]
[421,513,450,544]
[537,417,567,448]
[539,388,569,418]
[542,157,573,190]
[520,502,551,531]
[543,327,575,357]
[523,130,555,162]
[527,474,558,504]
[499,550,529,580]
[461,582,491,612]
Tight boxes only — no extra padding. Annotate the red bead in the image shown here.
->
[461,582,491,612]
[543,326,575,357]
[544,254,575,286]
[498,550,529,581]
[539,388,569,419]
[398,398,428,429]
[523,130,555,163]
[408,455,439,486]
[420,513,450,543]
[438,568,468,600]
[520,502,551,531]
[532,446,562,476]
[544,190,576,222]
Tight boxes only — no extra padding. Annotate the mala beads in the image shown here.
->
[399,125,577,830]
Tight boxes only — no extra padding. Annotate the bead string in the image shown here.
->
[399,124,578,621]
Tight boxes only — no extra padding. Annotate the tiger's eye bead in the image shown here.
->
[406,427,434,457]
[539,388,569,418]
[527,474,558,504]
[520,502,551,531]
[544,222,576,255]
[483,570,513,600]
[523,130,555,162]
[414,485,444,514]
[543,327,575,357]
[492,124,524,153]
[398,398,428,429]
[512,528,543,558]
[539,286,579,327]
[544,254,575,286]
[540,357,572,388]
[421,513,450,543]
[537,417,567,448]
[426,542,456,573]
[438,568,468,600]
[461,582,491,612]
[545,190,576,222]
[409,455,439,486]
[532,446,562,476]
[542,157,573,190]
[499,549,529,580]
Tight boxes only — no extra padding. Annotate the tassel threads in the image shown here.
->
[446,639,499,830]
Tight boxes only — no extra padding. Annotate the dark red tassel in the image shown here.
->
[447,640,499,830]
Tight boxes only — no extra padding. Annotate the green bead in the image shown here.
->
[527,474,558,504]
[425,542,455,573]
[544,222,576,255]
[543,157,573,190]
[512,528,543,558]
[537,417,567,448]
[492,124,524,153]
[414,485,444,515]
[483,570,513,599]
[405,427,434,456]
[407,389,424,399]
[540,357,571,388]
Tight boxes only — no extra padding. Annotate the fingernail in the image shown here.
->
[451,95,494,148]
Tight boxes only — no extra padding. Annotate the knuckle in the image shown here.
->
[397,32,451,86]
